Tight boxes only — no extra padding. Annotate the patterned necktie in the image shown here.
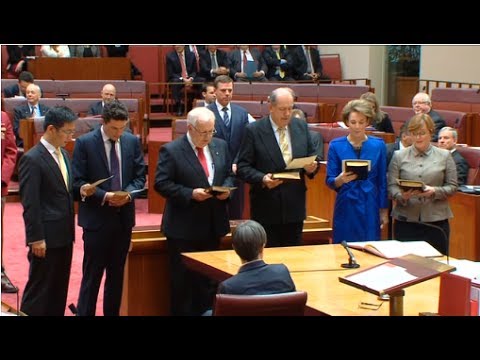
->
[278,127,291,165]
[222,107,230,129]
[276,51,285,78]
[179,52,188,79]
[54,148,68,187]
[31,105,39,117]
[109,139,121,190]
[196,147,209,177]
[211,52,218,70]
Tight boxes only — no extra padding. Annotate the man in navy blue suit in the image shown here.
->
[72,100,145,316]
[207,75,250,220]
[154,106,234,316]
[87,83,117,116]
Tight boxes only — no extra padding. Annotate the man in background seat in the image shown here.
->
[438,126,469,186]
[87,84,117,116]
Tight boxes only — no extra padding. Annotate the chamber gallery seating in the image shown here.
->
[457,146,480,185]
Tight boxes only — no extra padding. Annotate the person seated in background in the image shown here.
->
[411,92,446,142]
[201,82,216,106]
[229,46,268,82]
[3,71,35,98]
[386,123,412,166]
[291,108,324,160]
[437,126,469,186]
[104,45,142,79]
[13,84,50,147]
[69,45,101,57]
[360,91,394,133]
[5,45,35,78]
[199,46,230,82]
[218,220,296,295]
[40,45,71,58]
[87,84,117,116]
[388,113,457,254]
[262,45,294,81]
[291,45,326,82]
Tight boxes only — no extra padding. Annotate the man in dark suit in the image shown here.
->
[13,83,49,147]
[262,45,295,81]
[218,220,296,294]
[438,126,469,186]
[167,46,205,116]
[154,106,235,316]
[207,75,250,220]
[72,100,145,316]
[412,92,446,142]
[199,45,230,82]
[3,71,35,98]
[229,46,268,82]
[18,106,77,316]
[87,83,117,116]
[291,45,325,81]
[237,87,318,247]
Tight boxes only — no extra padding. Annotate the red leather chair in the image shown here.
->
[213,291,307,316]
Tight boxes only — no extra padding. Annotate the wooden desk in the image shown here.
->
[182,244,442,316]
[449,192,480,261]
[29,57,131,80]
[120,217,332,316]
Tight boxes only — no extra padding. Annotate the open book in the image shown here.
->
[396,179,425,192]
[285,155,317,170]
[347,240,443,259]
[342,159,371,180]
[339,254,455,295]
[205,186,237,195]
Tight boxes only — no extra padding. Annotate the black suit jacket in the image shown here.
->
[217,260,296,295]
[386,140,401,166]
[237,116,317,224]
[154,136,234,240]
[199,49,231,81]
[166,50,197,81]
[451,149,469,186]
[291,46,323,80]
[428,109,447,142]
[19,142,75,248]
[87,101,103,116]
[262,46,293,79]
[229,48,267,79]
[3,84,21,98]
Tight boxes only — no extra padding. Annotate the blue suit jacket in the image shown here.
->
[19,143,74,248]
[72,128,145,230]
[208,102,249,164]
[87,101,103,116]
[154,136,234,240]
[217,260,296,295]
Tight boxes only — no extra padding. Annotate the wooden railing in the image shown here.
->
[419,79,480,94]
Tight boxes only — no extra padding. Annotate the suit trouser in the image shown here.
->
[394,219,450,255]
[228,179,245,220]
[21,244,73,316]
[77,214,131,316]
[167,236,220,316]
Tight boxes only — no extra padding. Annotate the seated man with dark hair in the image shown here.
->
[3,71,35,98]
[218,220,296,295]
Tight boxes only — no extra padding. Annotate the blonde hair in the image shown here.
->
[359,91,387,125]
[342,99,374,125]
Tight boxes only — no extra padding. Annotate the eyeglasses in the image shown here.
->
[57,128,75,135]
[412,101,430,106]
[411,131,428,137]
[192,125,217,137]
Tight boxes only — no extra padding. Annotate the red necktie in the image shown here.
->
[192,46,200,71]
[179,52,187,79]
[197,147,209,177]
[243,50,248,71]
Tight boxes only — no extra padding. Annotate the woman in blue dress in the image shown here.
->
[326,99,389,243]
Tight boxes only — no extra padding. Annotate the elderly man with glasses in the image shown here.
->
[154,106,235,316]
[411,92,446,142]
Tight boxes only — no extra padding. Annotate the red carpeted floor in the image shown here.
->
[1,198,161,316]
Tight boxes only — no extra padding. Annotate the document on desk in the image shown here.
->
[285,155,317,170]
[345,263,417,293]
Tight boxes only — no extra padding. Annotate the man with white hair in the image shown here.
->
[87,84,117,116]
[411,92,446,142]
[438,126,469,185]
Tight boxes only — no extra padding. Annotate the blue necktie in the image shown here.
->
[222,107,230,129]
[109,139,121,190]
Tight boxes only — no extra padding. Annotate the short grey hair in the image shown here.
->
[187,106,215,126]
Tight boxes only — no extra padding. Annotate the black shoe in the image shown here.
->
[1,272,18,294]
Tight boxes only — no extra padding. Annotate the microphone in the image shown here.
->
[68,303,78,315]
[341,241,360,269]
[397,216,449,264]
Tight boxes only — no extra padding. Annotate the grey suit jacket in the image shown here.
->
[388,144,458,222]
